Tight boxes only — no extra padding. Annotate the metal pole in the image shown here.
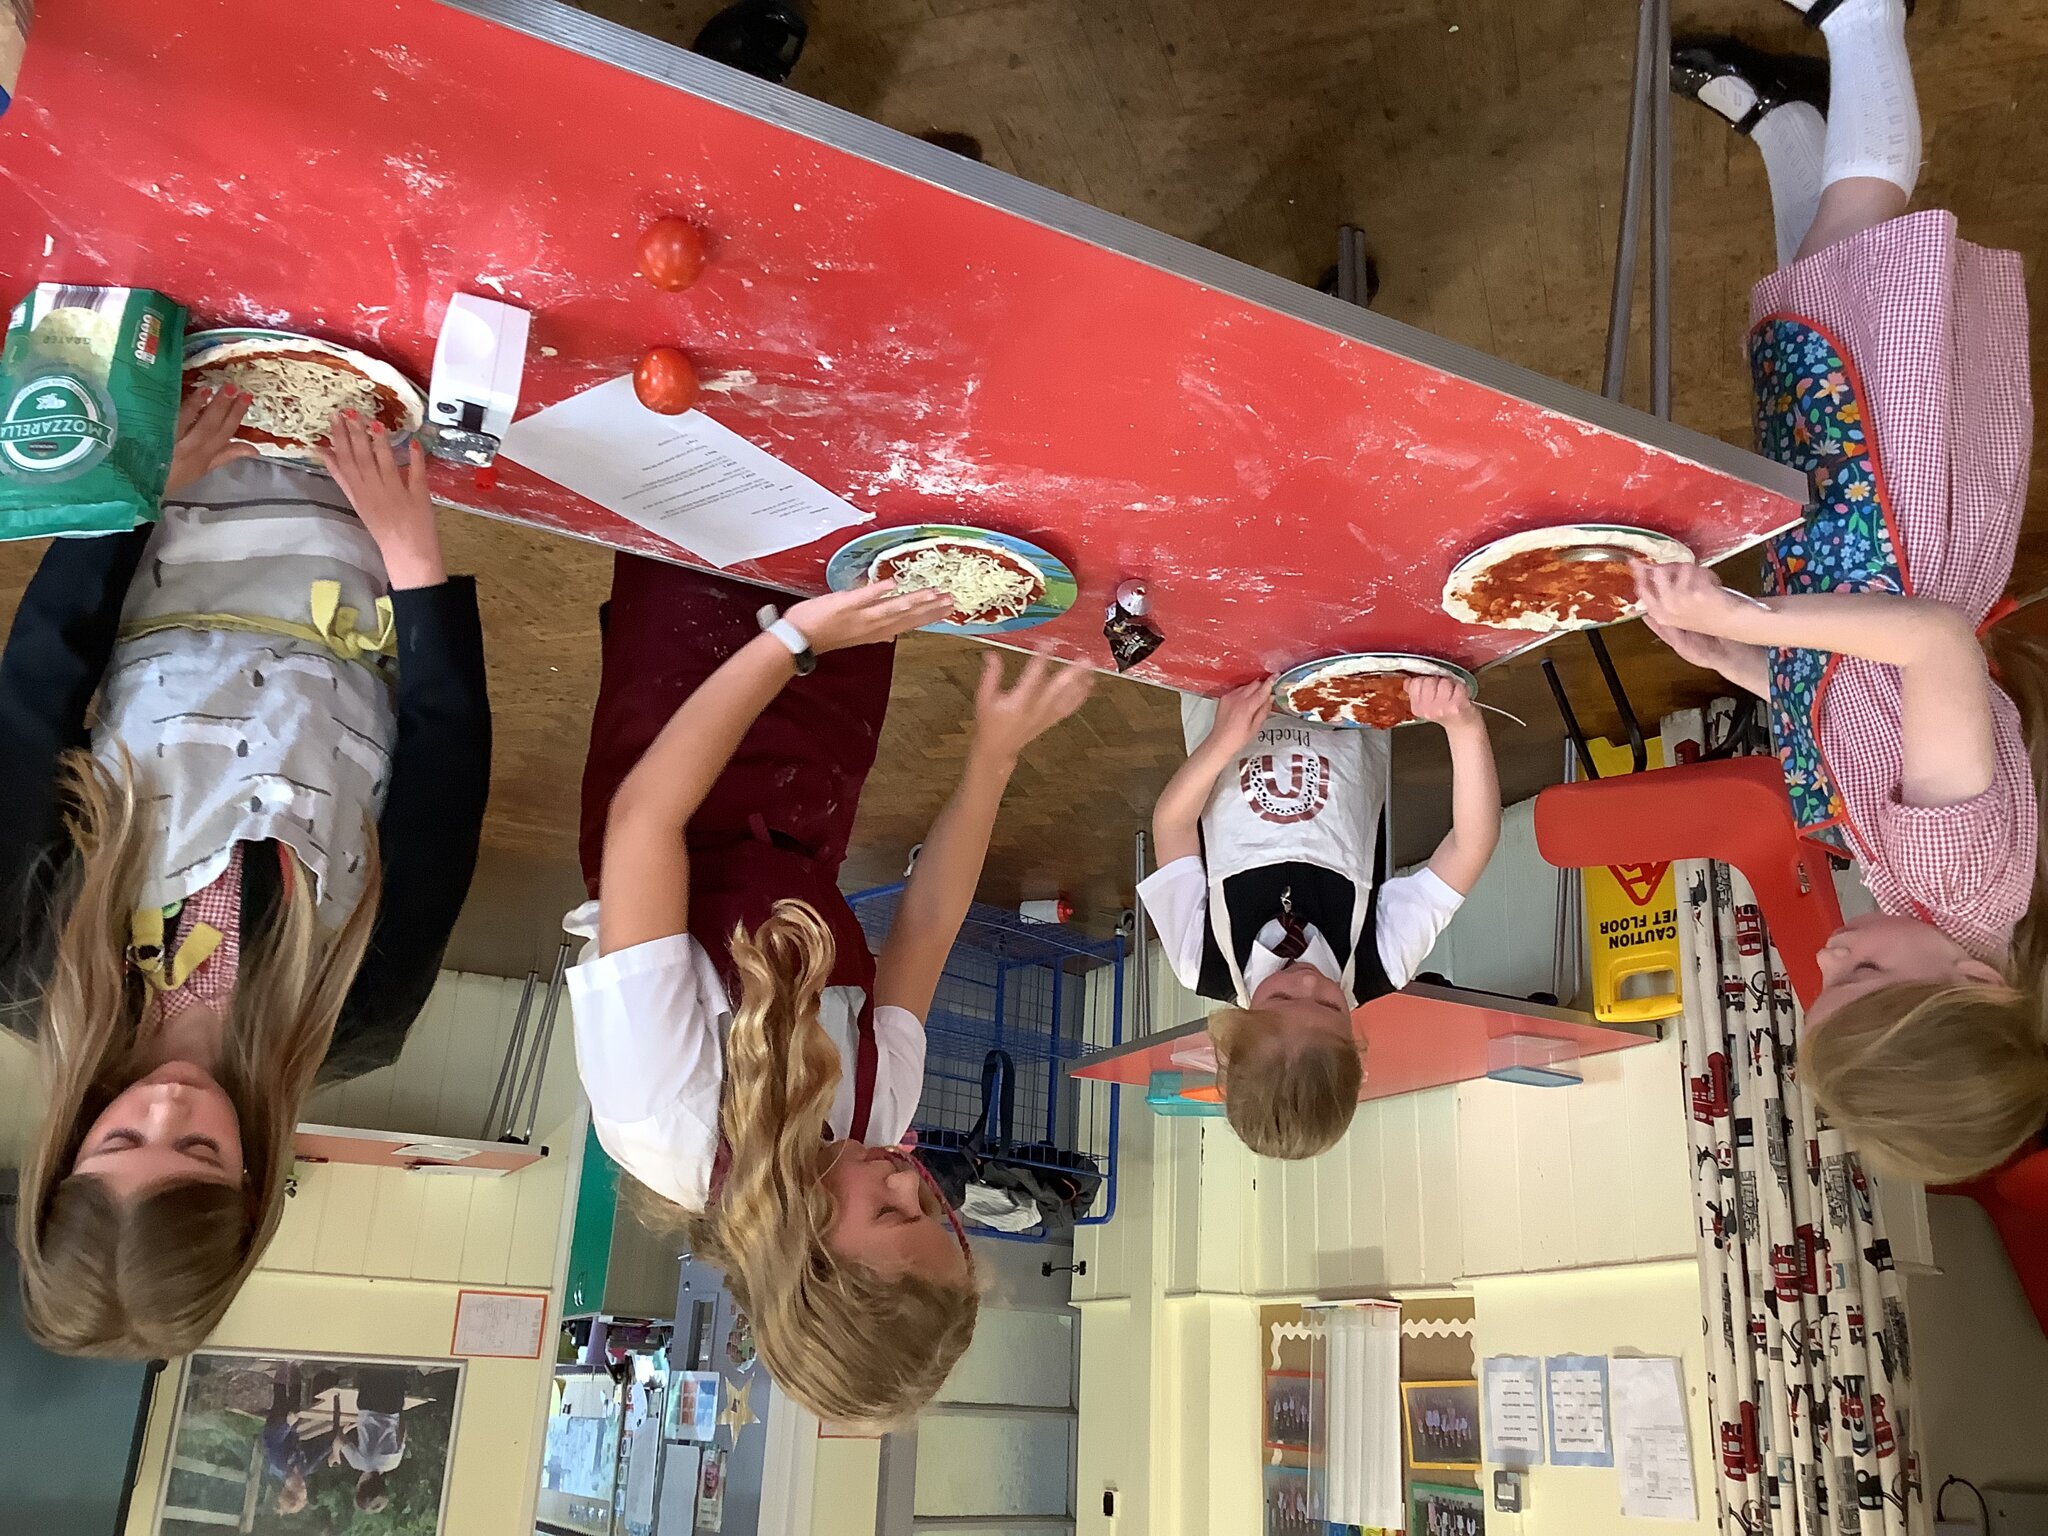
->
[1603,0,1661,401]
[1650,0,1674,420]
[1132,830,1151,1038]
[1548,741,1581,1011]
[481,968,539,1140]
[509,940,571,1143]
[1542,658,1601,783]
[1586,630,1649,773]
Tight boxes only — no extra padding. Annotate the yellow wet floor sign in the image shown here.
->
[1583,734,1684,1023]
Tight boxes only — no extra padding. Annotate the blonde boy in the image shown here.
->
[1139,677,1500,1158]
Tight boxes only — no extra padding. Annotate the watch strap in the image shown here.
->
[756,605,816,672]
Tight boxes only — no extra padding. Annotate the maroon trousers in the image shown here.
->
[579,555,896,1129]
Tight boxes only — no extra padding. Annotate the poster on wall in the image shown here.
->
[1611,1355,1698,1520]
[1480,1356,1545,1466]
[695,1446,728,1532]
[153,1351,464,1535]
[1402,1380,1483,1471]
[450,1289,547,1359]
[664,1370,720,1442]
[1409,1481,1485,1536]
[1545,1354,1614,1467]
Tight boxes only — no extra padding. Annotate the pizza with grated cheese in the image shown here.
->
[184,336,424,460]
[868,537,1046,625]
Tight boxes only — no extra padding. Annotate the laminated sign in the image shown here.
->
[1581,736,1684,1023]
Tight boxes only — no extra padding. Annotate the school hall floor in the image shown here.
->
[1,0,2042,976]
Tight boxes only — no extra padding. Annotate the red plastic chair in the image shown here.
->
[1533,757,1843,1006]
[1534,755,2048,1337]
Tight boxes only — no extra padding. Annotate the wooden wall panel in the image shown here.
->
[257,969,584,1290]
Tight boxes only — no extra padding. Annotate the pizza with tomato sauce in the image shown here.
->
[1277,653,1476,728]
[1285,669,1420,728]
[1442,526,1694,632]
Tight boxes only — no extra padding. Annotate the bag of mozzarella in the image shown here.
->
[0,284,186,539]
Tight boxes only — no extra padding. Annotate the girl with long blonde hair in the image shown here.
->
[1640,0,2045,1184]
[5,397,490,1356]
[568,557,1091,1427]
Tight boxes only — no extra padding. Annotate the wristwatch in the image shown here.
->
[756,604,817,676]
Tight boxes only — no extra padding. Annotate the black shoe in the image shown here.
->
[1785,0,1912,29]
[692,1,808,86]
[1672,36,1829,134]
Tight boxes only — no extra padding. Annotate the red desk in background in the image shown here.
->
[1069,982,1660,1099]
[0,0,1807,691]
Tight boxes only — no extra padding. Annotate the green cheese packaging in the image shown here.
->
[0,284,187,539]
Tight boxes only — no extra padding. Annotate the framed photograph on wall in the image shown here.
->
[153,1350,464,1535]
[1402,1379,1483,1470]
[1263,1369,1318,1453]
[1262,1465,1320,1536]
[1409,1480,1485,1536]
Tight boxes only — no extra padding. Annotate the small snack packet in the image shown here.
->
[1104,578,1166,672]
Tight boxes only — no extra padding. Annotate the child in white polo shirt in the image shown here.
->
[1139,675,1500,1158]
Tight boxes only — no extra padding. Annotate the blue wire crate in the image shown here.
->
[849,883,1124,1237]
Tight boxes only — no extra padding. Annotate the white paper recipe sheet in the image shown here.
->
[499,376,873,567]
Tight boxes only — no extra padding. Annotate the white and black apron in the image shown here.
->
[92,459,396,931]
[1189,708,1394,1008]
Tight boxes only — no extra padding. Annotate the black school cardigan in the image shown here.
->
[0,526,492,1084]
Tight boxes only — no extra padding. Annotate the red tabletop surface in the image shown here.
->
[1072,983,1661,1100]
[0,0,1806,689]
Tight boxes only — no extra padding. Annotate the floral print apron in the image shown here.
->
[1750,315,1910,857]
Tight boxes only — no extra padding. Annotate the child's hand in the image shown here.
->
[319,411,445,590]
[1632,559,1756,641]
[1642,615,1755,674]
[1207,677,1277,757]
[970,653,1095,766]
[1406,674,1479,727]
[164,387,259,497]
[785,581,954,653]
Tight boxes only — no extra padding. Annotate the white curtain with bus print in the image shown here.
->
[1666,703,1919,1536]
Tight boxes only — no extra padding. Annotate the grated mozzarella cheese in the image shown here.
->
[876,542,1041,622]
[190,353,383,446]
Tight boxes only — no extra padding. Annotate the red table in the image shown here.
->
[1070,981,1660,1100]
[0,0,1808,690]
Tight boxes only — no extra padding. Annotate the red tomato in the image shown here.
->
[638,218,707,292]
[634,347,699,414]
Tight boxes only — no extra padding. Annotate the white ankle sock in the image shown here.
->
[1698,74,1828,268]
[1818,0,1921,196]
[1752,103,1828,266]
